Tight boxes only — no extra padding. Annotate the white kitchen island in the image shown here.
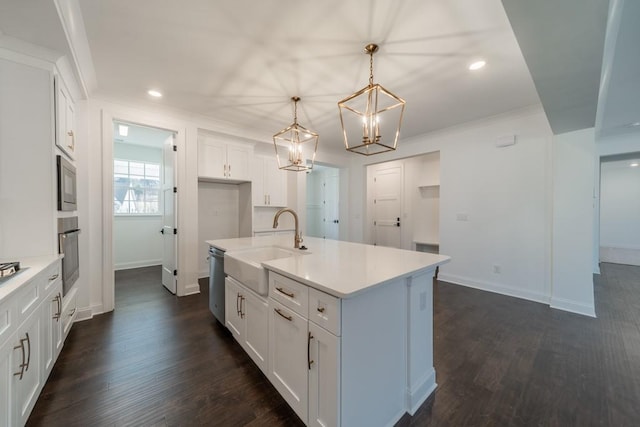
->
[207,236,450,427]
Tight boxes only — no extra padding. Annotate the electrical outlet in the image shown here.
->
[420,291,427,310]
[493,264,501,274]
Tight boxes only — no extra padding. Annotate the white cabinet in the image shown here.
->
[42,281,63,378]
[224,277,269,373]
[267,272,341,426]
[198,134,252,181]
[55,75,76,159]
[13,308,42,426]
[268,299,309,421]
[308,321,340,427]
[252,156,288,207]
[0,257,65,427]
[0,334,13,426]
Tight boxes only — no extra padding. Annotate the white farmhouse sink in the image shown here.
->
[224,246,297,295]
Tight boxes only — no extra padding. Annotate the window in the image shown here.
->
[113,159,161,214]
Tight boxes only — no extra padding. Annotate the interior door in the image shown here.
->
[323,170,340,240]
[373,165,402,248]
[162,134,177,294]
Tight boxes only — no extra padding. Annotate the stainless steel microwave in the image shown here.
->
[57,155,77,211]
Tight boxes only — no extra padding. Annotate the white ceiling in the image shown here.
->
[113,121,174,148]
[2,1,635,149]
[77,0,541,152]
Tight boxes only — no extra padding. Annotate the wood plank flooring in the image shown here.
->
[27,263,640,426]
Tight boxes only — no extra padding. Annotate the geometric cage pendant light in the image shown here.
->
[273,96,319,171]
[338,43,406,156]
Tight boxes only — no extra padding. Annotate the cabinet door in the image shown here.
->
[308,322,341,427]
[0,335,14,426]
[42,284,63,378]
[55,76,75,158]
[242,291,268,373]
[198,135,227,179]
[268,299,308,423]
[264,157,288,207]
[13,312,42,426]
[226,144,251,181]
[224,278,243,340]
[251,157,266,206]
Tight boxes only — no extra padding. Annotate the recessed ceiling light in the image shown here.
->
[148,89,162,98]
[469,60,486,71]
[631,163,639,167]
[118,124,129,137]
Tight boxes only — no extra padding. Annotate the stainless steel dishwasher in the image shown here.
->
[209,246,226,323]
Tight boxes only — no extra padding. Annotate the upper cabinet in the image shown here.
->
[252,155,287,207]
[197,134,253,182]
[54,76,76,159]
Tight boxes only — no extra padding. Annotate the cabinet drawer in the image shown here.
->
[15,279,41,325]
[269,272,308,318]
[308,288,341,336]
[62,287,78,337]
[42,260,62,293]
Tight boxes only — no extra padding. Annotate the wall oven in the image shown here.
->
[58,217,80,295]
[57,155,77,211]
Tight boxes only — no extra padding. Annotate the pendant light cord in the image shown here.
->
[369,51,374,87]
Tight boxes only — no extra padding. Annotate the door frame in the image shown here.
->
[101,108,187,312]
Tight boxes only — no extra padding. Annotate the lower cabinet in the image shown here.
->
[0,257,66,427]
[13,307,42,427]
[308,322,340,427]
[224,277,268,373]
[226,272,342,426]
[268,299,309,421]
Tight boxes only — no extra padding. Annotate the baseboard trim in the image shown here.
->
[115,260,162,271]
[438,273,550,305]
[550,297,596,318]
[183,282,201,296]
[75,306,93,322]
[407,368,437,415]
[599,246,640,267]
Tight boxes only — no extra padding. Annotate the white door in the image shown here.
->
[373,166,402,248]
[13,314,42,426]
[306,170,323,237]
[162,134,177,294]
[323,170,340,240]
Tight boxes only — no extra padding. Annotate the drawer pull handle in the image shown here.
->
[25,332,31,372]
[236,293,241,316]
[317,307,325,313]
[48,273,59,281]
[274,308,292,321]
[240,296,245,319]
[276,287,295,298]
[13,335,28,379]
[69,308,77,316]
[308,332,314,370]
[52,294,61,320]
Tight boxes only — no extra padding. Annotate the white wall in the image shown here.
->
[599,158,640,265]
[551,128,596,316]
[113,141,163,270]
[198,181,240,277]
[352,107,554,305]
[114,216,163,269]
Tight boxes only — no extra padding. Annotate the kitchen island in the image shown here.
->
[207,235,450,427]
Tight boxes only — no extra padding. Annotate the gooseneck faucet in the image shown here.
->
[273,208,303,249]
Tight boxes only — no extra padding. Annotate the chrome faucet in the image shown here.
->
[273,208,303,249]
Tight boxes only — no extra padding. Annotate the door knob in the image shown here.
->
[396,217,400,227]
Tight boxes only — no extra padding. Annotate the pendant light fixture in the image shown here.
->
[338,43,406,156]
[273,96,319,172]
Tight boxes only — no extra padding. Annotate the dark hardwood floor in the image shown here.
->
[27,263,640,426]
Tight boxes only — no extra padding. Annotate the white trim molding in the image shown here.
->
[438,273,550,305]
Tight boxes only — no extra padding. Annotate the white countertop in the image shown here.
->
[207,236,450,298]
[0,255,62,301]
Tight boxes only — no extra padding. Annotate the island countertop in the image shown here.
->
[207,235,450,298]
